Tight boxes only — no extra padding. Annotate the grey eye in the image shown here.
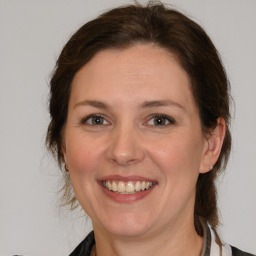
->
[153,117,169,125]
[90,116,105,125]
[82,115,109,125]
[147,114,175,126]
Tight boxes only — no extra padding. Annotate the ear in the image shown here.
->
[62,148,67,163]
[61,127,67,163]
[199,118,226,174]
[62,140,67,164]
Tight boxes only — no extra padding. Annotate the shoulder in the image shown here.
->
[231,246,256,256]
[205,221,255,256]
[69,231,95,256]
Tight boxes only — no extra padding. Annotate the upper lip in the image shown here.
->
[99,175,157,183]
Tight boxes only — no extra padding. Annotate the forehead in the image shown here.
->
[70,44,196,112]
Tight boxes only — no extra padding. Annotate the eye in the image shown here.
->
[81,114,109,126]
[146,114,175,127]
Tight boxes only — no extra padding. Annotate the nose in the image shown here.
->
[107,123,145,166]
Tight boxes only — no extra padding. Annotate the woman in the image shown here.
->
[46,2,255,256]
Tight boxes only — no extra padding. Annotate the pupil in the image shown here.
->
[93,117,102,125]
[155,118,164,125]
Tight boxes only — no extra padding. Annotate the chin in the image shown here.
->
[94,211,155,238]
[105,222,152,238]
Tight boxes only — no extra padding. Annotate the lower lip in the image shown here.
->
[99,182,156,203]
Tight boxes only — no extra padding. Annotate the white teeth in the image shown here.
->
[135,181,141,192]
[126,181,134,193]
[112,181,118,192]
[103,180,154,194]
[106,180,112,190]
[146,182,152,189]
[141,181,146,190]
[117,181,126,193]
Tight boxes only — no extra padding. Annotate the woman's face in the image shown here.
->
[63,44,211,238]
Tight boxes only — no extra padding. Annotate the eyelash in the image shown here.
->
[80,113,175,127]
[146,114,175,127]
[80,114,109,126]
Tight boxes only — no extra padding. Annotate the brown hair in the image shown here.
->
[46,1,231,232]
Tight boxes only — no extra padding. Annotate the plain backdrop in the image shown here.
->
[0,0,256,255]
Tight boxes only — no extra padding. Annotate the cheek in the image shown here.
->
[65,133,104,177]
[147,132,204,178]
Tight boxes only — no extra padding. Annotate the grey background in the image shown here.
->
[0,0,255,255]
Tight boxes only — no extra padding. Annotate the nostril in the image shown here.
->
[110,158,138,166]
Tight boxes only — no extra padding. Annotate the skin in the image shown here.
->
[63,44,225,256]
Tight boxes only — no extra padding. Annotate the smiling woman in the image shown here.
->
[64,46,209,238]
[46,2,254,256]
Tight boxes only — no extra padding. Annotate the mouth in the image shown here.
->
[102,180,155,194]
[99,175,157,203]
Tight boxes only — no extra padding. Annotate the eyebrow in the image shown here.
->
[73,100,109,109]
[139,100,184,110]
[73,99,184,110]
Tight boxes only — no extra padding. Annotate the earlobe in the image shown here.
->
[199,118,226,174]
[62,145,69,172]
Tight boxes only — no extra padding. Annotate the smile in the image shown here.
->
[102,180,154,194]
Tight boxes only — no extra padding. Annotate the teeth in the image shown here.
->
[141,181,146,190]
[126,181,134,193]
[103,180,154,194]
[112,181,118,192]
[135,181,141,192]
[117,181,125,193]
[106,180,112,190]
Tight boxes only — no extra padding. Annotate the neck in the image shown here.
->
[93,217,203,256]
